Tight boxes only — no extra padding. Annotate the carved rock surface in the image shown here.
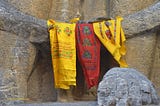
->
[0,1,160,43]
[98,68,159,106]
[0,0,160,104]
[0,1,56,104]
[0,30,37,105]
[110,0,160,96]
[3,0,52,19]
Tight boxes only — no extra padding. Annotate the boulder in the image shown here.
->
[98,68,159,106]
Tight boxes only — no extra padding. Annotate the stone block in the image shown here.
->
[97,68,160,106]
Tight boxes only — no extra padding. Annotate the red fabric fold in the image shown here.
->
[76,23,101,89]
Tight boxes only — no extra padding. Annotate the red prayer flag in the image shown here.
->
[76,23,101,89]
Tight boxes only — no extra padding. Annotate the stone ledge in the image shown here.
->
[12,101,97,106]
[10,101,160,106]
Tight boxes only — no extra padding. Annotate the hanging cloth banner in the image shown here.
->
[93,16,128,67]
[47,19,77,89]
[76,23,101,88]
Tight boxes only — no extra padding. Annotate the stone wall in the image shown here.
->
[5,0,52,19]
[0,30,36,103]
[150,31,160,95]
[0,0,160,104]
[81,0,106,20]
[111,0,156,18]
[110,0,160,95]
[1,0,57,103]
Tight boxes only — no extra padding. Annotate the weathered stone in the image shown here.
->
[150,31,160,96]
[49,0,79,20]
[0,68,19,105]
[0,0,160,104]
[13,101,97,106]
[122,1,160,37]
[0,30,36,105]
[0,0,160,44]
[110,0,160,96]
[97,68,160,106]
[4,0,53,19]
[0,1,57,103]
[81,0,106,20]
[125,33,156,77]
[111,0,156,18]
[110,0,158,37]
[27,53,57,102]
[0,0,48,44]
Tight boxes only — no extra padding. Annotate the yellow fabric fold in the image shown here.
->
[93,16,128,67]
[47,19,77,89]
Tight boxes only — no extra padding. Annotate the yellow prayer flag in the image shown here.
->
[93,16,128,67]
[47,19,76,89]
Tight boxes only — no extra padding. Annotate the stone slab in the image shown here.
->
[12,101,97,106]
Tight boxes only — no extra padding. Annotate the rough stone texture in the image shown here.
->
[110,0,160,95]
[0,0,48,43]
[1,0,160,43]
[49,0,79,20]
[98,68,160,106]
[27,52,57,102]
[13,101,97,106]
[0,0,160,104]
[0,1,56,104]
[150,31,160,96]
[4,0,53,19]
[49,0,107,21]
[125,33,156,77]
[122,0,160,37]
[111,0,156,18]
[0,67,19,105]
[81,0,107,20]
[0,30,36,105]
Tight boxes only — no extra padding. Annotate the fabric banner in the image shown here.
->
[93,16,128,67]
[76,23,101,89]
[48,19,76,89]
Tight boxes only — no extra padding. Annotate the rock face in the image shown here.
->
[98,68,159,106]
[81,0,107,20]
[150,31,160,96]
[111,0,156,18]
[0,31,37,105]
[4,0,53,19]
[125,33,157,77]
[0,0,160,105]
[0,0,56,104]
[110,0,160,96]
